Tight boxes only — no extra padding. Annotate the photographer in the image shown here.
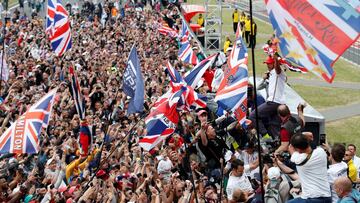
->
[275,103,305,155]
[287,133,331,202]
[196,122,228,172]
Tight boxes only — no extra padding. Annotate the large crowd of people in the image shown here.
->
[0,0,359,203]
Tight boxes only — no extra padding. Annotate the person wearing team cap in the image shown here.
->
[249,54,287,139]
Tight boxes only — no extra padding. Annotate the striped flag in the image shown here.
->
[158,23,178,38]
[69,67,85,120]
[265,0,360,83]
[47,0,72,56]
[0,89,57,154]
[279,57,308,73]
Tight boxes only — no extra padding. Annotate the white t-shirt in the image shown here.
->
[291,148,331,199]
[353,156,360,177]
[157,158,173,175]
[267,68,286,104]
[226,172,253,200]
[242,151,259,177]
[328,162,348,203]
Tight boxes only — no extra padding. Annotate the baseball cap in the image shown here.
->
[263,56,275,64]
[268,167,280,180]
[226,47,232,52]
[197,109,208,116]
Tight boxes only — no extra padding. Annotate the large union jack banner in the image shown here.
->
[266,0,360,83]
[47,0,72,56]
[215,24,248,126]
[0,89,57,154]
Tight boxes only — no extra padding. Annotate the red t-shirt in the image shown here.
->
[280,128,290,142]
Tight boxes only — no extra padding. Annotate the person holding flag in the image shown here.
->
[249,54,286,139]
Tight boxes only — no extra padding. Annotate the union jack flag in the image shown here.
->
[266,0,360,83]
[184,54,217,89]
[139,88,182,151]
[158,23,178,38]
[47,0,72,56]
[46,0,56,35]
[164,62,206,111]
[228,25,248,69]
[141,60,213,151]
[215,25,248,126]
[69,67,85,120]
[0,89,57,154]
[178,41,199,65]
[180,19,191,42]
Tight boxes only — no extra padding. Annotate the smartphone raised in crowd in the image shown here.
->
[319,134,326,145]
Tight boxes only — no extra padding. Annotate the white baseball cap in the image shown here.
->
[268,167,281,180]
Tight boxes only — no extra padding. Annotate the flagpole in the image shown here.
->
[0,0,8,95]
[249,0,265,201]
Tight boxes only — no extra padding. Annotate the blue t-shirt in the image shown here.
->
[337,189,360,203]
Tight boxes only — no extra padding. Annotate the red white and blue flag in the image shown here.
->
[164,62,207,111]
[78,120,93,156]
[262,43,308,73]
[47,0,72,56]
[265,0,360,83]
[139,88,183,151]
[279,57,308,74]
[228,24,248,69]
[46,0,56,35]
[141,59,214,151]
[0,88,57,154]
[215,63,248,125]
[158,23,178,38]
[215,26,248,126]
[184,54,217,89]
[180,19,191,42]
[178,41,199,65]
[69,67,85,120]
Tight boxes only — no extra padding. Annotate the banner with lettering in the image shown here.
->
[0,89,57,154]
[265,0,360,83]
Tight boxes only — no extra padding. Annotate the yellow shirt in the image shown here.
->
[240,15,245,23]
[223,40,231,53]
[348,159,358,182]
[233,12,239,23]
[65,149,99,181]
[251,23,256,35]
[245,19,251,31]
[197,17,204,27]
